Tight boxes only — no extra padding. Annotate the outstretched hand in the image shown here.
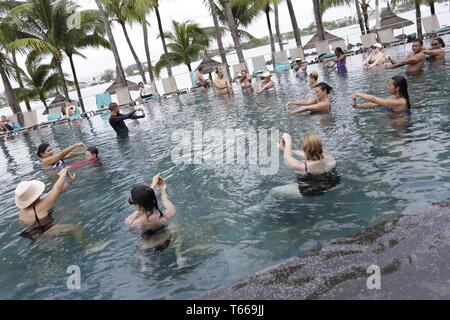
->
[151,173,166,191]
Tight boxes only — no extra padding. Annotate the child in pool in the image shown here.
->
[68,146,102,169]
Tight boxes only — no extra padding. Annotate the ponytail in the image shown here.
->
[391,76,411,109]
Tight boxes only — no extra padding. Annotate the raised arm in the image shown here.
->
[39,168,75,210]
[111,110,138,122]
[150,174,176,220]
[42,143,85,168]
[354,93,405,110]
[281,134,306,171]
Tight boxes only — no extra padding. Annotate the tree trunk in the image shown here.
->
[223,0,245,64]
[415,1,423,39]
[94,0,127,87]
[155,5,173,77]
[265,7,276,66]
[274,3,283,51]
[68,54,85,113]
[55,54,70,100]
[429,0,435,15]
[143,23,156,88]
[120,22,146,84]
[375,0,381,30]
[187,62,192,72]
[355,0,366,35]
[0,62,23,125]
[210,0,229,76]
[313,0,325,41]
[12,51,31,112]
[286,0,303,48]
[361,1,370,33]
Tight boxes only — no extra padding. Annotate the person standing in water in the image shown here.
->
[308,71,319,87]
[212,69,232,95]
[423,37,445,60]
[352,75,412,117]
[363,43,386,69]
[125,173,176,250]
[385,39,426,74]
[285,82,333,115]
[239,70,253,90]
[38,142,87,171]
[109,103,145,138]
[325,47,347,73]
[255,71,275,93]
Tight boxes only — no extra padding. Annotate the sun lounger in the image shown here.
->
[47,112,64,123]
[116,87,132,107]
[289,47,305,62]
[273,51,291,72]
[377,29,402,47]
[315,41,331,58]
[361,33,378,50]
[68,107,82,121]
[233,63,247,77]
[162,76,179,98]
[251,56,268,76]
[422,15,440,38]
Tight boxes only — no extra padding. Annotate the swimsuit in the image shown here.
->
[19,205,54,241]
[49,159,65,171]
[296,162,341,197]
[336,59,347,73]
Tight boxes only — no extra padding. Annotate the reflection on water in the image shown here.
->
[0,37,449,299]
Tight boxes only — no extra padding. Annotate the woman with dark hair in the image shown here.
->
[239,70,253,90]
[423,37,445,60]
[125,173,176,250]
[38,142,87,171]
[352,75,411,117]
[325,47,347,73]
[285,82,333,115]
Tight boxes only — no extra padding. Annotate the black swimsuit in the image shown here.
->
[296,161,341,196]
[19,205,54,241]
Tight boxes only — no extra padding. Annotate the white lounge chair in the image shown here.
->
[162,76,179,98]
[232,63,247,76]
[289,47,305,61]
[116,87,132,107]
[315,41,331,57]
[273,51,291,72]
[422,15,440,38]
[251,55,267,76]
[361,33,378,50]
[377,29,402,47]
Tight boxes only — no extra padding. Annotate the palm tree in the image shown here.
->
[94,0,126,87]
[391,0,424,38]
[223,0,245,64]
[355,0,366,34]
[10,0,72,101]
[154,20,210,77]
[101,0,147,84]
[205,0,229,75]
[15,50,60,109]
[62,10,110,112]
[260,1,277,64]
[11,49,31,112]
[313,0,325,41]
[273,1,283,51]
[151,0,173,77]
[286,0,303,48]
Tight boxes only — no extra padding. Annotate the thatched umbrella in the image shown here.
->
[376,4,414,30]
[105,77,140,95]
[195,57,227,74]
[43,94,67,115]
[304,31,344,50]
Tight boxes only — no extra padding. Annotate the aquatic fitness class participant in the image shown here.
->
[109,103,146,137]
[352,75,411,117]
[212,69,232,95]
[325,47,347,73]
[68,147,102,169]
[423,37,445,60]
[240,70,253,90]
[385,39,426,74]
[308,71,319,87]
[255,71,275,93]
[278,133,339,196]
[15,168,85,242]
[285,82,333,115]
[363,43,385,69]
[125,173,176,250]
[38,142,87,171]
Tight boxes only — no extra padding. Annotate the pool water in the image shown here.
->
[1,37,449,299]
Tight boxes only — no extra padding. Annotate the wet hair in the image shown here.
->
[302,133,324,161]
[433,37,445,48]
[109,103,118,111]
[198,66,203,72]
[37,143,50,158]
[241,69,247,74]
[138,82,143,85]
[87,146,99,156]
[413,39,423,46]
[1,115,6,119]
[391,75,411,109]
[334,47,344,55]
[129,185,164,219]
[309,71,319,81]
[315,82,333,94]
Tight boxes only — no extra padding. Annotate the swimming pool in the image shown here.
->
[1,36,449,299]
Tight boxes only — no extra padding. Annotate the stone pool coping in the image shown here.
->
[199,200,450,300]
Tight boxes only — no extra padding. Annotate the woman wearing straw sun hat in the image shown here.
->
[255,71,275,94]
[16,168,85,243]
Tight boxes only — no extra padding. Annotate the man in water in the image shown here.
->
[385,39,426,74]
[212,69,232,95]
[423,37,445,60]
[109,103,145,138]
[138,82,153,101]
[195,67,210,88]
[0,115,14,131]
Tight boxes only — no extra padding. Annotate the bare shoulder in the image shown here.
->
[125,211,139,225]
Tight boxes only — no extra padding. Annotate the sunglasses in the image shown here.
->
[431,43,439,46]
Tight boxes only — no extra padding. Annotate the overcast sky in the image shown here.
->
[2,0,383,91]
